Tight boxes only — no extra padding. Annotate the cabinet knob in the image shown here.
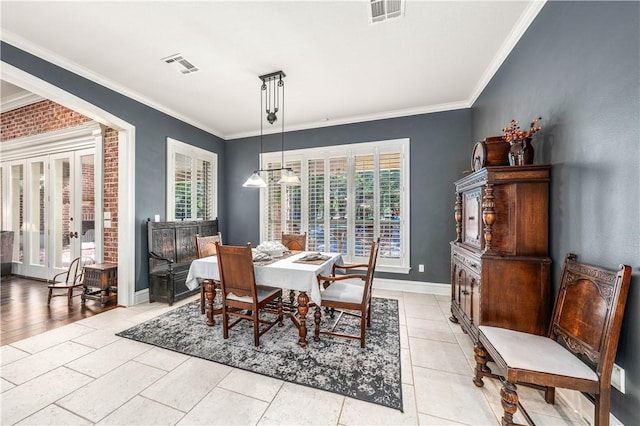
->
[468,216,475,221]
[462,290,470,295]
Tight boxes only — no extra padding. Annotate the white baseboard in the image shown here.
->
[373,277,450,296]
[133,289,149,305]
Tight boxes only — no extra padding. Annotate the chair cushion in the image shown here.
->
[479,326,598,382]
[227,285,280,303]
[322,281,364,304]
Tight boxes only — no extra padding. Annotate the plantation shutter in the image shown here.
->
[264,158,282,241]
[174,152,192,220]
[195,158,213,220]
[329,157,348,254]
[307,158,325,252]
[260,138,409,273]
[354,154,376,258]
[167,138,217,221]
[284,160,302,234]
[379,152,401,260]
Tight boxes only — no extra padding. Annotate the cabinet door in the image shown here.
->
[462,188,482,249]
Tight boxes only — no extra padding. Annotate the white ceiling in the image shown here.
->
[0,1,544,140]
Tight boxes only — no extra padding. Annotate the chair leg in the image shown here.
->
[473,342,491,386]
[594,390,611,426]
[545,386,556,404]
[253,312,260,346]
[47,288,53,305]
[360,313,366,348]
[500,380,519,426]
[67,288,73,305]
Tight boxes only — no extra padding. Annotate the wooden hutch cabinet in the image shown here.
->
[450,165,552,340]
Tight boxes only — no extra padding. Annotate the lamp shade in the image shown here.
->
[242,172,267,188]
[277,169,301,185]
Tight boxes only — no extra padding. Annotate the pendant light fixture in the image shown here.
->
[243,70,300,188]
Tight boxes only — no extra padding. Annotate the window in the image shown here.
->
[167,138,217,221]
[261,139,409,273]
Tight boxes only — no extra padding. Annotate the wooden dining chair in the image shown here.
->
[195,232,222,314]
[473,253,632,426]
[281,232,307,251]
[313,237,380,348]
[47,256,87,305]
[215,242,284,346]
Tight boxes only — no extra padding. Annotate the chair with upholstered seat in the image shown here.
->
[216,242,284,346]
[473,253,632,426]
[281,232,307,251]
[195,233,222,314]
[47,256,87,305]
[313,237,380,348]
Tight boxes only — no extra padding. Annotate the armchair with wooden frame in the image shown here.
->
[281,232,307,251]
[195,232,222,315]
[473,253,632,426]
[313,237,380,348]
[47,256,90,305]
[214,242,284,346]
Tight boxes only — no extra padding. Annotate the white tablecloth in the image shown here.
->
[185,251,343,306]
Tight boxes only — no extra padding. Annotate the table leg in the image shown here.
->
[296,291,309,347]
[204,280,216,326]
[314,305,321,342]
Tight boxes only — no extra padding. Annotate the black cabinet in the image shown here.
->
[147,219,218,305]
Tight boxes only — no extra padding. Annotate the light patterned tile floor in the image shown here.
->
[0,290,589,425]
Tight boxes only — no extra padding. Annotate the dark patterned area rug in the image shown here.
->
[117,297,402,411]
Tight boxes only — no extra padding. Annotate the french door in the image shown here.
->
[2,149,96,280]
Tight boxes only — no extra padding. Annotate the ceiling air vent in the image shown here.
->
[162,54,199,74]
[369,0,404,23]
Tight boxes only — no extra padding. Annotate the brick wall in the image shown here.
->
[1,100,92,141]
[103,128,118,262]
[1,100,118,263]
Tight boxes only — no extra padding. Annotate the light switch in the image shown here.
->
[104,211,111,220]
[104,219,112,228]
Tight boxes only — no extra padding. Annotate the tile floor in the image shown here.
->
[1,289,589,425]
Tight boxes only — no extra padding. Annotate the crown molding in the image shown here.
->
[467,0,547,106]
[225,100,471,140]
[0,90,44,112]
[1,31,224,138]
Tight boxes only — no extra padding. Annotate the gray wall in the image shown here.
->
[1,42,226,291]
[470,2,640,424]
[225,110,471,283]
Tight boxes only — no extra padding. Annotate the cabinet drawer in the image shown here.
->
[452,250,481,274]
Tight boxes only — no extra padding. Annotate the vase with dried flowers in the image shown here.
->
[503,117,543,166]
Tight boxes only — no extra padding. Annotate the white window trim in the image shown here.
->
[166,138,218,221]
[260,138,410,274]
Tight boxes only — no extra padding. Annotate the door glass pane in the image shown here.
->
[53,158,71,268]
[29,161,45,266]
[11,164,24,263]
[80,154,95,263]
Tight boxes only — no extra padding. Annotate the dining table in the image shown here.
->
[185,250,343,347]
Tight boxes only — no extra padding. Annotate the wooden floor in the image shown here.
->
[0,275,118,346]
